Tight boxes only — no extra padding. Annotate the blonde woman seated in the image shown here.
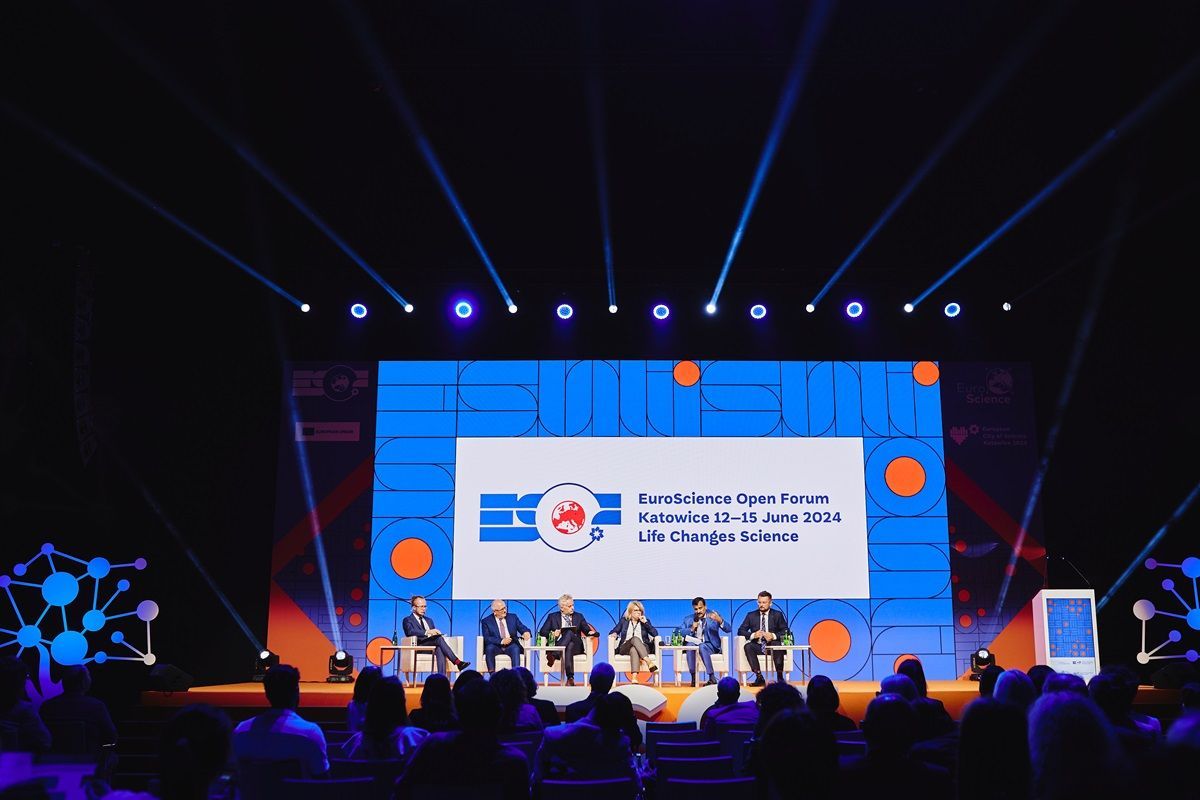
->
[609,601,659,682]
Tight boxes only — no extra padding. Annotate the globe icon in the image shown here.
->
[551,501,587,535]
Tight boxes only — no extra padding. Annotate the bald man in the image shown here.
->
[480,599,531,673]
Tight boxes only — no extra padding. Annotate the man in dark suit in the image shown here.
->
[401,595,469,675]
[737,590,788,686]
[481,598,531,673]
[537,593,597,686]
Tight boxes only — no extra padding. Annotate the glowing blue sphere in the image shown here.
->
[350,303,368,319]
[845,301,863,319]
[454,301,473,319]
[944,302,961,318]
[42,572,80,607]
[556,304,574,320]
[652,304,670,320]
[750,304,767,320]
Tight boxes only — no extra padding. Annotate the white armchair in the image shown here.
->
[401,635,465,684]
[706,635,732,681]
[476,635,525,672]
[734,635,793,685]
[608,633,663,684]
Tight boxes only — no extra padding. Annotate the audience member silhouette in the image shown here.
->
[395,679,529,800]
[343,676,427,760]
[1028,690,1129,800]
[564,662,615,723]
[231,664,328,777]
[158,704,233,800]
[978,664,1004,697]
[490,668,543,731]
[532,693,639,788]
[993,669,1037,712]
[1027,664,1055,696]
[701,677,759,737]
[1088,669,1157,756]
[1041,672,1087,696]
[1182,682,1200,711]
[897,658,954,739]
[515,666,559,727]
[408,673,458,733]
[37,664,117,752]
[0,655,50,752]
[880,673,919,702]
[603,692,643,755]
[754,708,838,800]
[346,665,381,733]
[957,697,1031,800]
[452,668,484,693]
[752,681,805,738]
[805,675,856,733]
[841,693,952,799]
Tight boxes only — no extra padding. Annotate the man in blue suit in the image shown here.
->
[402,595,469,675]
[683,596,731,687]
[481,599,531,673]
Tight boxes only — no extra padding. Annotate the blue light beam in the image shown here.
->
[1098,479,1200,611]
[910,53,1200,309]
[587,66,617,311]
[994,179,1133,617]
[809,2,1070,308]
[708,0,836,309]
[71,6,413,311]
[339,0,515,309]
[0,101,304,309]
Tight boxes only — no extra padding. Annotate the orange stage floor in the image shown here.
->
[141,680,1181,723]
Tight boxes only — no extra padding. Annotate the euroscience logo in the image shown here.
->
[479,483,621,553]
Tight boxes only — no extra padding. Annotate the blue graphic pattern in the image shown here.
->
[369,361,953,679]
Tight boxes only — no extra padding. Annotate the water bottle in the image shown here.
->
[391,629,398,646]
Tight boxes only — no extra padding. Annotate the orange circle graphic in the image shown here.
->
[391,538,434,580]
[885,456,926,497]
[673,361,701,387]
[912,361,940,386]
[809,619,852,662]
[894,654,919,673]
[348,612,363,626]
[366,636,395,666]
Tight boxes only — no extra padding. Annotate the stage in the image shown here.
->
[141,680,1183,725]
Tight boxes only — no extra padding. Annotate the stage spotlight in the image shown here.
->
[1002,301,1012,312]
[969,648,995,680]
[608,305,618,314]
[944,302,961,317]
[300,303,311,313]
[845,301,863,319]
[454,300,473,319]
[350,303,368,319]
[750,304,767,320]
[508,304,518,314]
[652,304,670,320]
[327,649,354,683]
[805,303,815,314]
[903,303,914,314]
[705,303,717,315]
[253,649,280,682]
[404,303,414,313]
[557,303,574,320]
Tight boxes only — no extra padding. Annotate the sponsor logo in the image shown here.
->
[292,365,369,402]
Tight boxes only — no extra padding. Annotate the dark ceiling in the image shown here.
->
[2,1,1199,681]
